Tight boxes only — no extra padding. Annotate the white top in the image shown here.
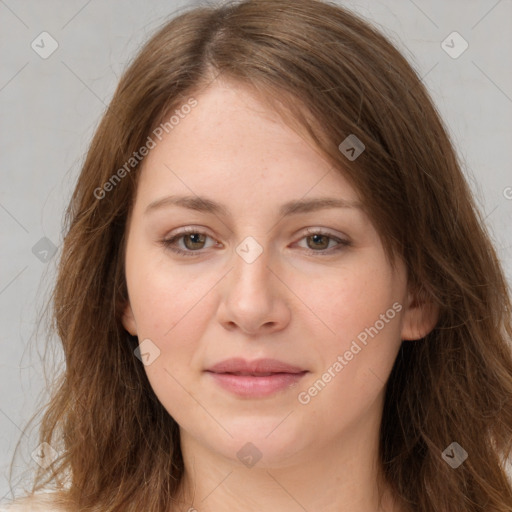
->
[0,493,66,512]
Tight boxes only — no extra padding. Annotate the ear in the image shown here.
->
[121,302,138,336]
[401,287,439,341]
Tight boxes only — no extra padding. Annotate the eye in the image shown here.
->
[161,228,220,257]
[296,228,351,255]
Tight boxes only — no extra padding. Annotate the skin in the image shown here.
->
[122,79,438,512]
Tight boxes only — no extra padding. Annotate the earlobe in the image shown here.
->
[121,302,138,336]
[400,288,439,341]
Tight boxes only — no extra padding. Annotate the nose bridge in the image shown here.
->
[231,236,273,296]
[217,235,289,334]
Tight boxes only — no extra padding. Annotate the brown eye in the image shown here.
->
[296,229,352,256]
[306,234,330,250]
[183,233,207,250]
[161,229,219,257]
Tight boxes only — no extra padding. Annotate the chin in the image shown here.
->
[210,418,311,468]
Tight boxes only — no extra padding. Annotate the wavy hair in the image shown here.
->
[9,0,512,510]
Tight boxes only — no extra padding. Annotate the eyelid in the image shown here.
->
[167,225,213,237]
[300,226,348,240]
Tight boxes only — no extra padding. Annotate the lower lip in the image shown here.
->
[206,371,308,398]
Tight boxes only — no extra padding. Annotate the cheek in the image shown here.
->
[317,258,403,343]
[300,259,404,405]
[126,243,217,337]
[128,267,213,420]
[124,249,217,405]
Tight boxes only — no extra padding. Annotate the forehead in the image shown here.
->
[134,81,362,213]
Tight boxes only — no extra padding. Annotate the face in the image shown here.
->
[122,80,435,467]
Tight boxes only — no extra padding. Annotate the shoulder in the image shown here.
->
[0,492,68,512]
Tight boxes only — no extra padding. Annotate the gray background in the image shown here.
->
[1,0,511,502]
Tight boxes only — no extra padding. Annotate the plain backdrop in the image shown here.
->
[1,0,511,502]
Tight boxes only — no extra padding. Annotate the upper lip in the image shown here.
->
[206,358,307,375]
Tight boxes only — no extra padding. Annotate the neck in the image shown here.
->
[172,403,403,512]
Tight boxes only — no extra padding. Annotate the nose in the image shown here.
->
[216,243,291,336]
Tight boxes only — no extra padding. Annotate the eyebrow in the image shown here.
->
[144,194,362,217]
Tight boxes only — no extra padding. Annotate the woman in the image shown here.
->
[3,0,511,510]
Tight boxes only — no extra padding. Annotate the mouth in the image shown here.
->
[204,358,308,398]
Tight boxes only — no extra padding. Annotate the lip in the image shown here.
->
[206,357,306,375]
[205,358,308,398]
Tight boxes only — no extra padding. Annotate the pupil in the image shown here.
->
[185,233,205,249]
[309,234,328,249]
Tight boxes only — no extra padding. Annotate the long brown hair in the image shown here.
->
[9,0,512,510]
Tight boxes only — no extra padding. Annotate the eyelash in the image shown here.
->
[161,227,351,257]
